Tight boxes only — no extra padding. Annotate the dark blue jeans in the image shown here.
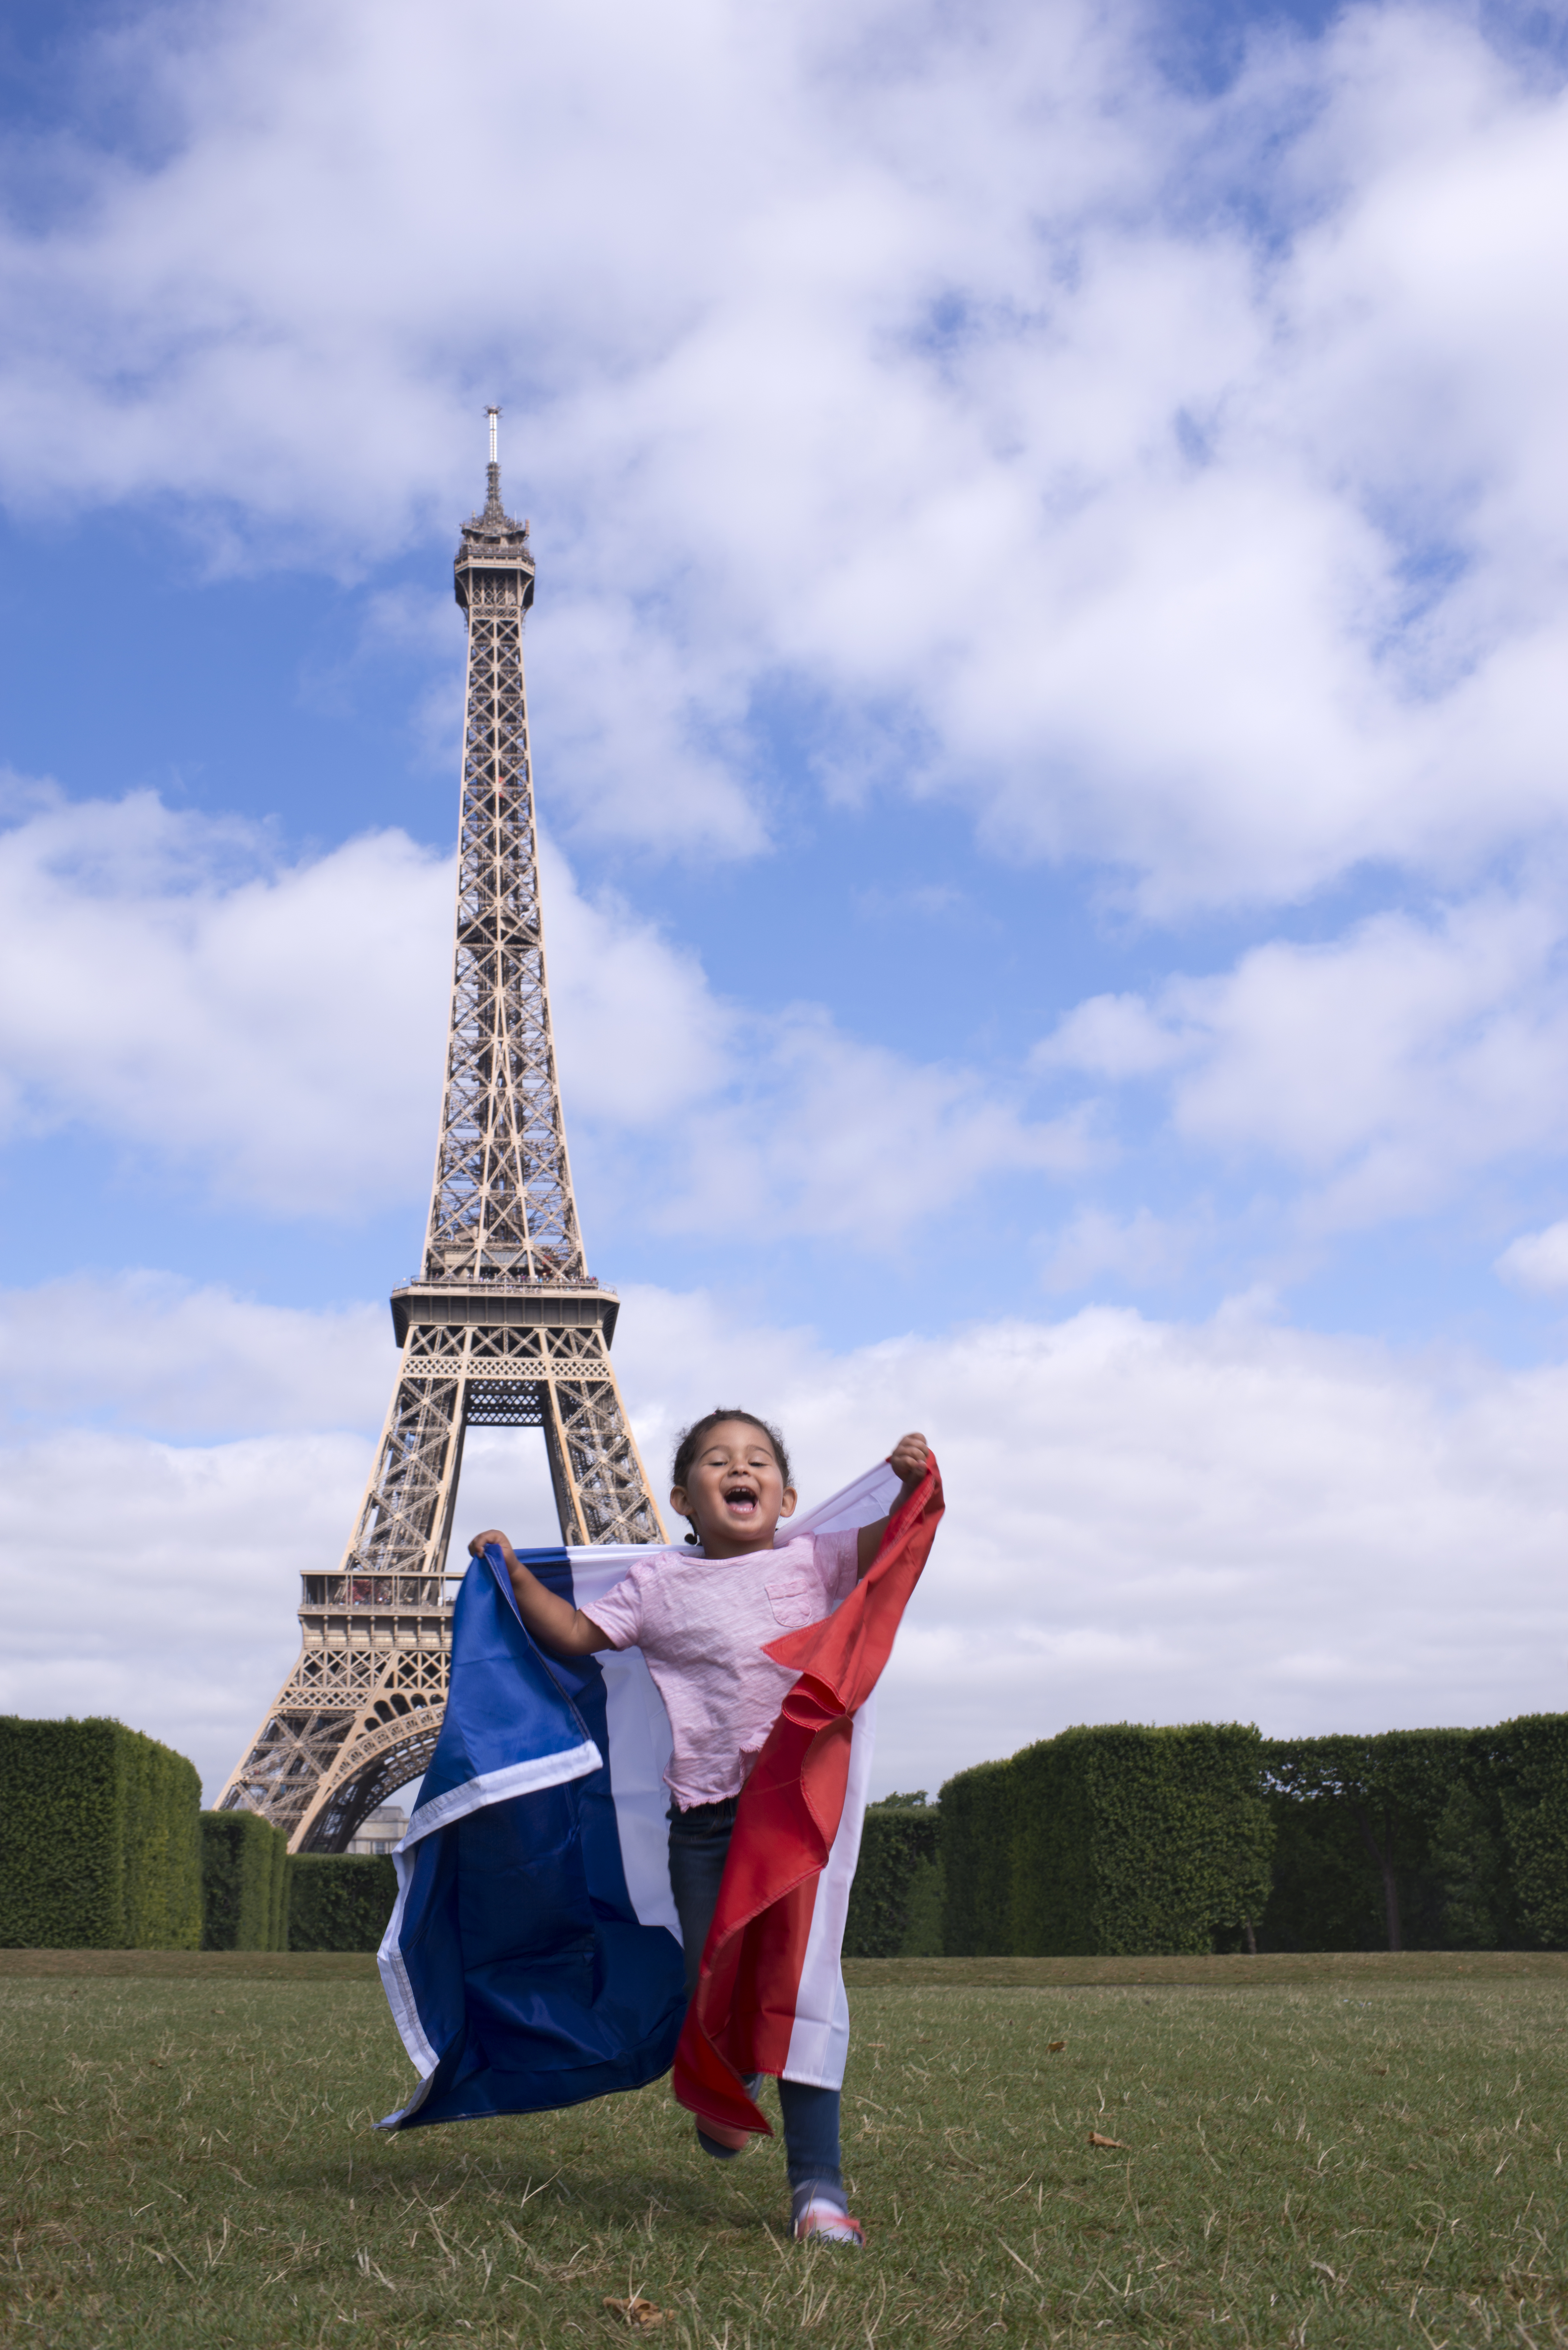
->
[667,1797,842,2193]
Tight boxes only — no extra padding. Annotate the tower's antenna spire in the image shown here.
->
[483,404,506,524]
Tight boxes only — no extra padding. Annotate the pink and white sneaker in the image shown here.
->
[793,2199,865,2248]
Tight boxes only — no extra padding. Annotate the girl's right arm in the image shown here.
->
[467,1528,616,1656]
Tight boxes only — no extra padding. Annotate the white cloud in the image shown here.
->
[1168,897,1568,1196]
[529,603,766,860]
[0,786,1072,1241]
[1036,992,1193,1081]
[6,1274,1567,1802]
[664,1011,1092,1246]
[0,1272,394,1439]
[1,0,1566,902]
[1496,1221,1568,1295]
[541,839,733,1128]
[0,783,452,1214]
[1036,882,1568,1228]
[1039,1206,1190,1293]
[0,1425,370,1800]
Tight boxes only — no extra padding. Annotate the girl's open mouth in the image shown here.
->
[722,1485,758,1511]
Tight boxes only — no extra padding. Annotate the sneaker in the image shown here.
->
[793,2199,864,2248]
[696,2076,764,2159]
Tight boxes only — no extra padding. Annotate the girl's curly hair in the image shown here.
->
[671,1409,792,1499]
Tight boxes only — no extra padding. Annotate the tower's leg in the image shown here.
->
[543,1381,591,1543]
[215,1356,466,1848]
[215,1302,663,1851]
[546,1377,666,1545]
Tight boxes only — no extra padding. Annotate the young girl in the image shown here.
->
[470,1409,930,2249]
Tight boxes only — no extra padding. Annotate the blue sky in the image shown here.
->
[3,0,1568,1797]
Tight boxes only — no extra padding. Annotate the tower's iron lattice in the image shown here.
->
[218,420,666,1852]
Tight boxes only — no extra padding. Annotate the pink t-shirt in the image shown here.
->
[584,1529,860,1808]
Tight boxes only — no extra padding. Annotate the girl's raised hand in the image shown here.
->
[855,1433,933,1576]
[887,1432,930,1487]
[468,1526,517,1564]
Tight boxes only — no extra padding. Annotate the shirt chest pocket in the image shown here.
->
[765,1573,818,1630]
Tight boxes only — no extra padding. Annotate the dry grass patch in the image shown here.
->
[4,1971,1568,2345]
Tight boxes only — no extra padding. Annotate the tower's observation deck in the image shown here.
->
[218,417,664,1851]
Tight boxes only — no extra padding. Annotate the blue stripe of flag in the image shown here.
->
[377,1545,686,2129]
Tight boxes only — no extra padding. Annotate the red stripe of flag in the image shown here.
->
[672,1455,946,2135]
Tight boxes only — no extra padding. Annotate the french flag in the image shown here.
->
[376,1455,943,2132]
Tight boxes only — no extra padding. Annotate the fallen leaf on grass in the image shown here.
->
[1047,2040,1066,2054]
[1088,2132,1127,2150]
[604,2297,670,2328]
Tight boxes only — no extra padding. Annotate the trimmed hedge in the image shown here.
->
[1259,1730,1492,1951]
[939,1760,1016,1956]
[286,1854,398,1952]
[1478,1713,1568,1949]
[200,1811,290,1951]
[1256,1788,1385,1951]
[941,1724,1274,1957]
[1258,1717,1568,1953]
[844,1801,943,1957]
[0,1717,202,1950]
[935,1715,1568,1957]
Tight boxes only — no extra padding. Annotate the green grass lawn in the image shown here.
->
[5,1955,1568,2347]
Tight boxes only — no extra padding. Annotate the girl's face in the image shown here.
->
[670,1421,798,1560]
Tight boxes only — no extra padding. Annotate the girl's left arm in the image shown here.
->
[855,1431,931,1577]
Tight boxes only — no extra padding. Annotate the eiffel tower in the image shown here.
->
[217,413,667,1851]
